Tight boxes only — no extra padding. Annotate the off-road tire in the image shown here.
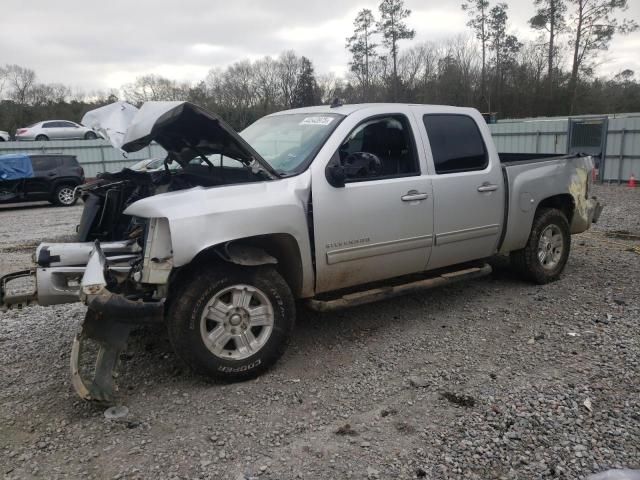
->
[52,184,78,206]
[35,134,49,141]
[166,265,295,382]
[511,208,571,284]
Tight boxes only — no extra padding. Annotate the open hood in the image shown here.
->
[81,101,139,150]
[83,101,279,179]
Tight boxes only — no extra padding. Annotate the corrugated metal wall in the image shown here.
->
[489,113,640,182]
[603,116,640,182]
[0,140,166,177]
[2,116,638,182]
[490,119,568,155]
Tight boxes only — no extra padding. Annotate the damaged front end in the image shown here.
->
[1,101,279,403]
[1,230,166,403]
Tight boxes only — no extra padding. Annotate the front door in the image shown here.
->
[311,112,433,294]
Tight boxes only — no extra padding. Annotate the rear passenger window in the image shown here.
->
[423,114,488,174]
[31,157,56,171]
[61,157,79,167]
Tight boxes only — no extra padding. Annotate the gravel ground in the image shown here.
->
[0,185,639,480]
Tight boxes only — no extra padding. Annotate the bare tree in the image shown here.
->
[277,51,302,108]
[0,66,7,100]
[567,0,638,113]
[122,74,189,105]
[317,73,345,104]
[5,64,36,105]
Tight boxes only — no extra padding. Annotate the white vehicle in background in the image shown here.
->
[0,130,9,141]
[15,120,100,141]
[128,157,180,172]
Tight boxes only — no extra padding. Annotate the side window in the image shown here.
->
[31,157,56,171]
[337,115,419,181]
[42,122,56,128]
[60,121,77,128]
[423,114,488,174]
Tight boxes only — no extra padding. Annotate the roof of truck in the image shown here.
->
[270,103,476,117]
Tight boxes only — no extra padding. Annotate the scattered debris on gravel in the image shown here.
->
[1,185,639,479]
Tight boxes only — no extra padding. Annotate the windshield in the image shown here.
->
[240,113,342,174]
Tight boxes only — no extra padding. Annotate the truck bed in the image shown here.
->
[498,153,596,255]
[499,153,570,165]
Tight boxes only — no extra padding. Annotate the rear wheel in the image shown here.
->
[167,265,295,382]
[510,208,571,284]
[52,184,78,206]
[35,134,49,141]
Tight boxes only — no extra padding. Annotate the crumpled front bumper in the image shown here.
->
[1,239,162,321]
[78,241,164,324]
[1,240,165,403]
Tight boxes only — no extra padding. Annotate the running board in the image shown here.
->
[307,264,492,312]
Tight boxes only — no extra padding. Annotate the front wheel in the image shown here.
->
[167,265,295,382]
[84,131,97,140]
[510,208,571,284]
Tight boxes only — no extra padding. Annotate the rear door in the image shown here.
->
[412,108,504,270]
[25,156,58,197]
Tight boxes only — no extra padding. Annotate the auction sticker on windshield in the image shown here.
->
[300,116,335,126]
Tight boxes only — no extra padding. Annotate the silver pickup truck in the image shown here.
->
[1,101,602,403]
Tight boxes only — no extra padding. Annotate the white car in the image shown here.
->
[128,157,179,172]
[0,130,9,142]
[15,120,100,141]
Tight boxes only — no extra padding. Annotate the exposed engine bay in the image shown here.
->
[77,162,265,241]
[76,100,278,242]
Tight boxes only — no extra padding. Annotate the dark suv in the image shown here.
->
[0,154,85,206]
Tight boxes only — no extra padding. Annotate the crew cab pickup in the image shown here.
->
[0,102,602,403]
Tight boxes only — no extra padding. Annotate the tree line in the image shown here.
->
[0,0,638,133]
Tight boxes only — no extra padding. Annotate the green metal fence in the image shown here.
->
[489,113,640,183]
[0,139,167,177]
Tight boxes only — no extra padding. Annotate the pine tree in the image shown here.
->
[346,9,378,100]
[292,57,320,108]
[377,0,415,101]
[462,0,491,109]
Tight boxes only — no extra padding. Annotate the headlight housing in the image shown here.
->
[140,218,173,285]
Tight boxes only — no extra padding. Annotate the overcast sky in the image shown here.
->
[3,0,639,92]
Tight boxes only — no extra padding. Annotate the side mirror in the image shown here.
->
[326,152,383,188]
[343,152,382,179]
[326,162,346,188]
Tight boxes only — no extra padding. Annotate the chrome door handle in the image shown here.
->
[477,184,498,192]
[401,191,429,202]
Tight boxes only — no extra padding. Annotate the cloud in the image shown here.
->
[0,0,638,92]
